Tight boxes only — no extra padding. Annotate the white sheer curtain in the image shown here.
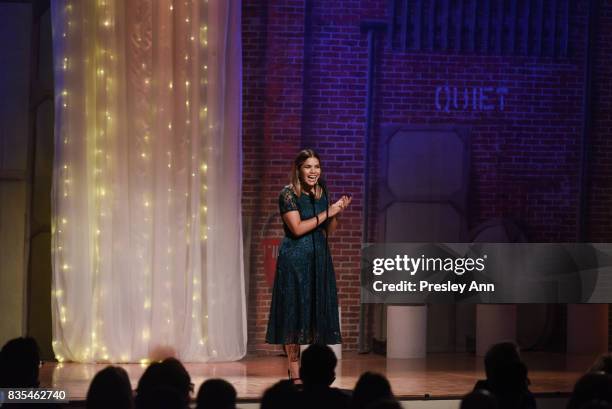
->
[50,0,245,363]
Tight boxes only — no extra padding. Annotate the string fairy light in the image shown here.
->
[53,1,82,362]
[52,0,218,362]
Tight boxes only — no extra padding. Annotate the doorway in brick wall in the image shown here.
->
[362,125,568,354]
[365,125,473,353]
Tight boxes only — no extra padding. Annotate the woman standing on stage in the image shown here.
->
[265,149,351,382]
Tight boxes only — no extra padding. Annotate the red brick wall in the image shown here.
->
[589,0,612,348]
[243,0,612,354]
[590,1,612,242]
[242,0,307,354]
[377,62,585,241]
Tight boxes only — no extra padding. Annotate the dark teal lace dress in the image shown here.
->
[265,186,342,345]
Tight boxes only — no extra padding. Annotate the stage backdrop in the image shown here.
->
[50,0,245,362]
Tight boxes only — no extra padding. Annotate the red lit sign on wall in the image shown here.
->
[262,238,281,287]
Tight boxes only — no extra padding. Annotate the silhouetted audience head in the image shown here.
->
[161,358,193,401]
[299,344,337,387]
[484,342,525,385]
[136,361,163,408]
[483,342,529,392]
[566,372,612,409]
[0,337,41,387]
[590,354,612,375]
[351,372,394,409]
[86,366,134,409]
[365,399,402,409]
[135,358,192,409]
[461,390,499,409]
[260,379,300,409]
[196,378,237,409]
[474,342,534,409]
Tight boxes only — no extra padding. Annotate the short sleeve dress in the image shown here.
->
[265,186,342,345]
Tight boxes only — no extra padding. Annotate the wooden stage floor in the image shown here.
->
[39,352,595,402]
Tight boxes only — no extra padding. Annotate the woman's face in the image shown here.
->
[299,157,321,189]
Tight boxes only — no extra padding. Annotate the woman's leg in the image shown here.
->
[285,344,301,382]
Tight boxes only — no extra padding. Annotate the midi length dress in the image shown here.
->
[265,186,342,345]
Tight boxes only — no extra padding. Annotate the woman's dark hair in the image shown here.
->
[86,366,134,409]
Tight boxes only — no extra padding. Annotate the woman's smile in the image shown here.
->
[300,157,321,189]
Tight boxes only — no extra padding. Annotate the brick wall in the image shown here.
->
[243,0,612,354]
[589,0,612,349]
[242,0,307,354]
[590,1,612,242]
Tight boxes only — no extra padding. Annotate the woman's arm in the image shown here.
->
[325,195,351,236]
[282,199,345,237]
[326,215,339,236]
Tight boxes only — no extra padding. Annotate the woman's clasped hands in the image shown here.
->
[331,195,352,216]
